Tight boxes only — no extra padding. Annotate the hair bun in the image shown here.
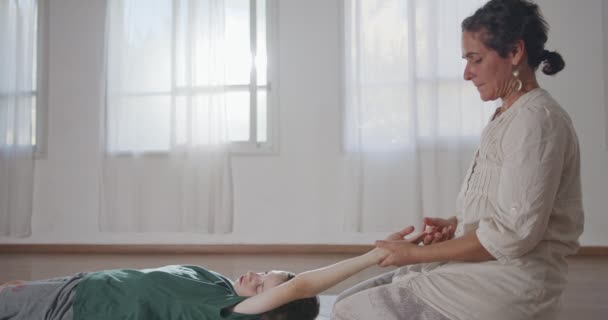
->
[541,50,565,75]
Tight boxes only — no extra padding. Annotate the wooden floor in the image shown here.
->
[1,253,607,319]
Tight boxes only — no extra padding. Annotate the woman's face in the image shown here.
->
[461,31,516,101]
[233,270,292,296]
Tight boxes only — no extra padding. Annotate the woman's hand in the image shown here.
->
[368,226,419,264]
[372,221,457,267]
[374,239,419,267]
[365,226,426,266]
[420,216,457,245]
[376,230,494,267]
[372,226,428,267]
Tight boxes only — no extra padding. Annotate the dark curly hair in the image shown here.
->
[261,273,320,320]
[461,0,565,75]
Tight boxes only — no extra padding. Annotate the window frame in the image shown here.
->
[340,0,491,154]
[105,0,279,157]
[34,0,49,158]
[229,0,280,155]
[0,0,47,157]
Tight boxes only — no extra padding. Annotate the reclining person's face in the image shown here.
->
[233,270,292,296]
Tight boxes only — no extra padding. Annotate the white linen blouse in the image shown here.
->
[393,88,584,320]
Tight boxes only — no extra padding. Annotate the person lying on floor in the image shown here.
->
[0,227,429,320]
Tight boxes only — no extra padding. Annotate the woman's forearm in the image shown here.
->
[413,231,493,264]
[377,227,494,267]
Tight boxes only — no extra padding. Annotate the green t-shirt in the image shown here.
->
[73,265,259,320]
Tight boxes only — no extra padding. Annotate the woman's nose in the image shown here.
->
[463,64,473,81]
[463,68,471,81]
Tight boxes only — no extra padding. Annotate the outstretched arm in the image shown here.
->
[232,227,421,315]
[232,248,388,314]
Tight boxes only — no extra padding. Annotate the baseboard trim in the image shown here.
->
[0,244,372,255]
[575,246,608,256]
[0,244,606,256]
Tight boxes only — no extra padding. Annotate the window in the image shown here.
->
[105,0,277,154]
[343,0,495,152]
[0,0,45,154]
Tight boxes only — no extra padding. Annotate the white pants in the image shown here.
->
[331,270,451,320]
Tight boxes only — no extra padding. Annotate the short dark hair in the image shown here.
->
[461,0,565,75]
[262,273,320,320]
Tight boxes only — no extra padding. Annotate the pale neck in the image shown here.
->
[500,80,540,112]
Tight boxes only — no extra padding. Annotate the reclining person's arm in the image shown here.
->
[232,248,388,315]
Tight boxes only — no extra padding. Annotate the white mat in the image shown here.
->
[317,295,338,320]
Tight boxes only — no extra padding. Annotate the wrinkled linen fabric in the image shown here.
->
[333,88,584,320]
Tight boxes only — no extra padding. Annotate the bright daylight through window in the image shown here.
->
[0,0,39,149]
[105,0,270,154]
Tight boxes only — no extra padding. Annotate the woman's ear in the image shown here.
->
[510,39,526,66]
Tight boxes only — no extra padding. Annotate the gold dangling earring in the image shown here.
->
[512,68,523,92]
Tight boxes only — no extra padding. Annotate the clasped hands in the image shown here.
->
[375,217,457,267]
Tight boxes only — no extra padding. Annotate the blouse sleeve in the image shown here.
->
[476,105,569,263]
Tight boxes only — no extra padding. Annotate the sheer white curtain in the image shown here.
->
[341,0,495,232]
[0,0,38,237]
[101,0,233,233]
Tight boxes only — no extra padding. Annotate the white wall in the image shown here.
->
[537,0,608,246]
[1,0,607,245]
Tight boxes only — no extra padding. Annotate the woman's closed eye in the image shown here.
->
[467,56,482,64]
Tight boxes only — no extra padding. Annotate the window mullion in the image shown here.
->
[170,0,178,149]
[35,0,49,155]
[14,1,23,146]
[116,84,268,98]
[186,0,195,146]
[406,0,425,218]
[429,0,439,139]
[249,0,258,145]
[406,1,419,140]
[0,91,37,98]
